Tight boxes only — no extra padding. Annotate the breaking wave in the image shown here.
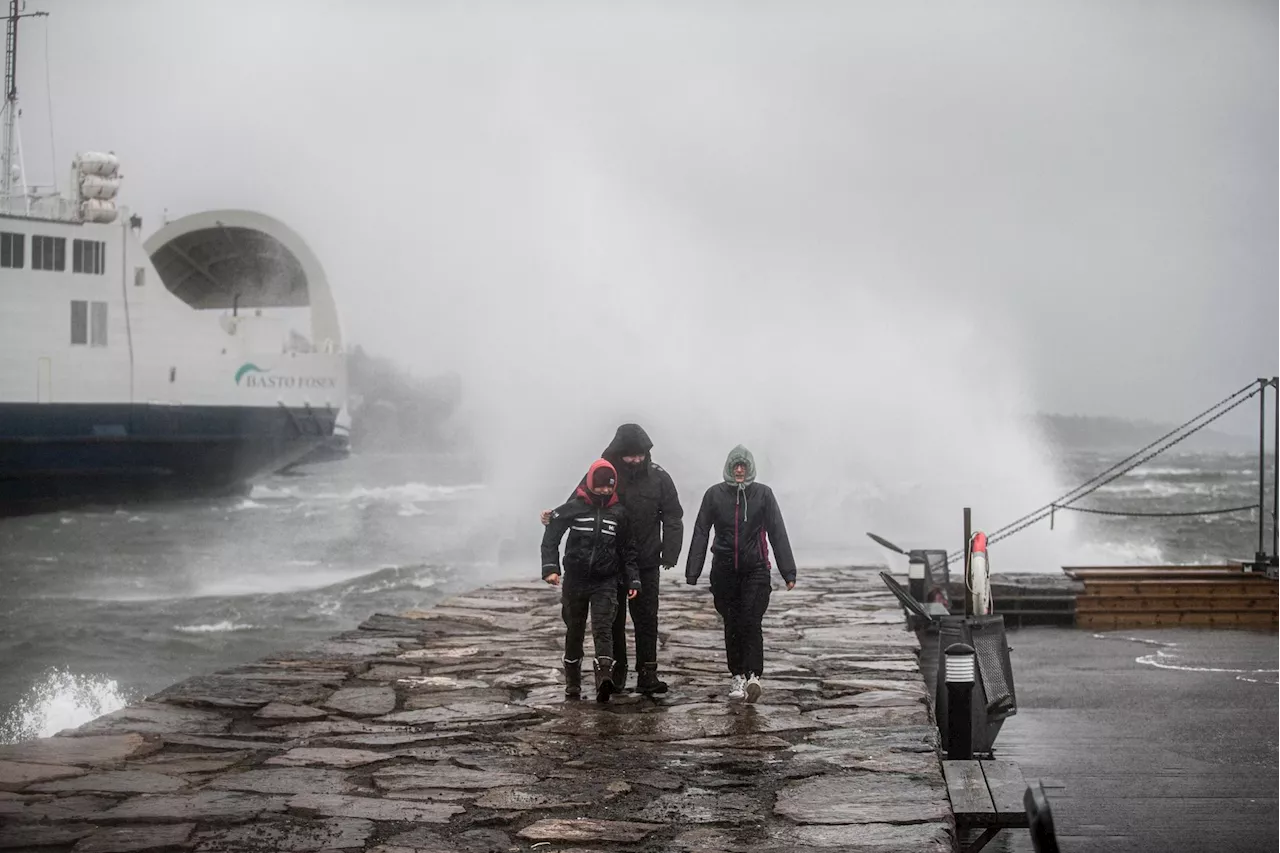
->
[0,669,131,743]
[250,482,483,504]
[173,621,258,633]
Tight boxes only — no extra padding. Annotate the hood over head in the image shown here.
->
[604,424,654,484]
[723,445,757,486]
[576,458,620,508]
[603,423,654,463]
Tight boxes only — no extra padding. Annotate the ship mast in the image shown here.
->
[1,0,47,204]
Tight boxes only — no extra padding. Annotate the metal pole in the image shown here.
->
[1258,379,1267,563]
[963,507,973,617]
[945,643,976,760]
[1272,378,1278,562]
[2,0,17,200]
[1,2,47,204]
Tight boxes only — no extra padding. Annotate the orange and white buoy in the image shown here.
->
[967,531,993,615]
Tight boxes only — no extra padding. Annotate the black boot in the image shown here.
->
[636,662,669,695]
[593,656,615,703]
[563,659,581,699]
[611,659,631,694]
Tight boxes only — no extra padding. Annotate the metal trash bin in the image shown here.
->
[932,613,1017,755]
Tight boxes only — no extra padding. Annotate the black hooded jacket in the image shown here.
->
[541,480,641,590]
[570,424,684,569]
[685,481,798,584]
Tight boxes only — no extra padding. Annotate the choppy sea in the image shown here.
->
[1,445,1272,742]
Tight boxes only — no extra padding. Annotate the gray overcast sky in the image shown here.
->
[15,0,1274,562]
[21,0,1275,424]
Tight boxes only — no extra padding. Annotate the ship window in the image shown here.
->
[0,231,23,268]
[70,300,87,345]
[91,301,108,347]
[73,239,106,275]
[33,235,66,271]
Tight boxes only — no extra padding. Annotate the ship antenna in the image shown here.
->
[1,0,48,205]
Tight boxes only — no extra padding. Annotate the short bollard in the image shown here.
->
[944,642,976,760]
[908,554,926,602]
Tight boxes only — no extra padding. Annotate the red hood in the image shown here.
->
[576,458,620,508]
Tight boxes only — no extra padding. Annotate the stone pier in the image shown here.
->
[0,568,954,852]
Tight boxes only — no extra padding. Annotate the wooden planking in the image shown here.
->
[1076,594,1278,613]
[1073,569,1277,633]
[943,760,995,816]
[980,760,1030,823]
[1063,565,1246,579]
[1080,580,1275,597]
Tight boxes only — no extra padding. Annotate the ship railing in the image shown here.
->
[0,191,79,220]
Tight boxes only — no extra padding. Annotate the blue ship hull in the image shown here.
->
[0,403,338,515]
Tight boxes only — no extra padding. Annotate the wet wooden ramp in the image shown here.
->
[1067,565,1278,631]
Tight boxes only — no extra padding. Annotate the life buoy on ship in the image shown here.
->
[967,531,993,615]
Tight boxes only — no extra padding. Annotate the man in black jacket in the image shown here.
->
[542,424,683,695]
[542,458,641,703]
[685,445,796,704]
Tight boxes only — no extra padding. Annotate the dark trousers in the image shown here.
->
[562,580,619,661]
[710,565,772,676]
[612,566,660,670]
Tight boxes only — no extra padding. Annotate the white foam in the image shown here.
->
[0,669,130,743]
[173,621,258,633]
[190,563,396,598]
[229,499,268,511]
[314,483,483,504]
[1236,675,1280,684]
[1092,634,1279,681]
[1064,538,1165,566]
[1095,478,1249,498]
[1135,649,1278,678]
[249,484,296,499]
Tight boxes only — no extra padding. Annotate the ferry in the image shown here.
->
[0,3,346,512]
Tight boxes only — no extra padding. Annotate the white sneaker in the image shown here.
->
[728,674,746,700]
[744,674,762,704]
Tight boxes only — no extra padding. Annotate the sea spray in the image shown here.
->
[0,668,131,743]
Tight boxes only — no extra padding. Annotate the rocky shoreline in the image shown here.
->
[0,567,953,852]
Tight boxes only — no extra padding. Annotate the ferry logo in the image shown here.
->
[235,363,269,385]
[234,362,337,390]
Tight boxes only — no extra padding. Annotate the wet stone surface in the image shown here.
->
[27,770,188,795]
[72,823,197,853]
[4,569,954,851]
[322,686,397,717]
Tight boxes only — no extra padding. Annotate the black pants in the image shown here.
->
[710,565,772,676]
[562,580,619,661]
[612,566,660,670]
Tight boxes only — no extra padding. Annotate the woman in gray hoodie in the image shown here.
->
[685,445,797,703]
